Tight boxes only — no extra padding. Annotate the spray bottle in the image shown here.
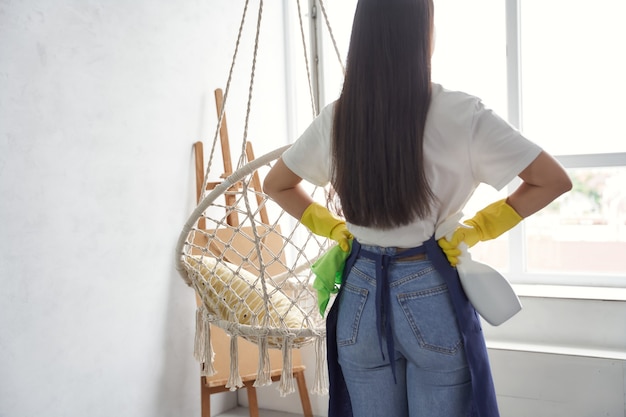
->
[436,215,522,326]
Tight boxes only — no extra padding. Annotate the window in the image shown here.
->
[520,0,626,156]
[516,0,625,287]
[433,0,626,287]
[304,0,626,287]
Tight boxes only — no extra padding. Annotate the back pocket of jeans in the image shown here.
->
[336,283,369,347]
[397,285,462,354]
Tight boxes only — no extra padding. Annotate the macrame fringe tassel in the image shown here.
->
[194,307,215,376]
[253,336,271,387]
[312,335,329,395]
[226,334,243,390]
[278,338,295,396]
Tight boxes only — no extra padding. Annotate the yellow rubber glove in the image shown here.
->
[438,199,523,266]
[300,202,353,252]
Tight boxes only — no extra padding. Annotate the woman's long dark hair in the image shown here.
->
[331,0,435,229]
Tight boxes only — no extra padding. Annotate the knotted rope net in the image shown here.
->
[176,146,332,394]
[175,0,343,396]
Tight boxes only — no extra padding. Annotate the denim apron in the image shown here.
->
[326,236,500,417]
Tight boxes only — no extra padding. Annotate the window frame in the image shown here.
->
[505,0,626,288]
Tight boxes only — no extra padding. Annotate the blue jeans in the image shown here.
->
[336,245,472,417]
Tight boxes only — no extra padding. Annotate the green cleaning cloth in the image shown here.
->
[311,240,352,317]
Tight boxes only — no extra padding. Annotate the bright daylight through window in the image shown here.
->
[308,0,626,288]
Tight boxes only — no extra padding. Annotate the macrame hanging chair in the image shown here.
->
[175,0,344,397]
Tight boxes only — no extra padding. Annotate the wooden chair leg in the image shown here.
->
[245,383,260,417]
[295,369,314,417]
[201,368,312,417]
[200,377,211,417]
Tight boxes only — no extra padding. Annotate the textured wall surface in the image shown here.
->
[0,1,289,416]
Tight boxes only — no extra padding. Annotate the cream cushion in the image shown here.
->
[183,255,306,331]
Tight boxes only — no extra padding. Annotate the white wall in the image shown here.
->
[0,1,291,416]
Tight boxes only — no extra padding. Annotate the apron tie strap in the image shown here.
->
[355,241,427,383]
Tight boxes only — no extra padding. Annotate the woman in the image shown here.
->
[263,0,572,416]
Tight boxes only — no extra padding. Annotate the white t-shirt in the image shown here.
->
[282,83,542,247]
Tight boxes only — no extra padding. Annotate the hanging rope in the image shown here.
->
[318,0,346,76]
[203,0,253,197]
[205,0,344,184]
[297,0,318,118]
[236,0,264,170]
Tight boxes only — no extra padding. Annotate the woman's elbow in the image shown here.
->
[550,162,573,199]
[526,151,573,198]
[262,158,301,199]
[262,177,277,199]
[556,170,573,196]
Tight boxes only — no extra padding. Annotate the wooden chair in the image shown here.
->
[193,89,313,417]
[199,325,313,417]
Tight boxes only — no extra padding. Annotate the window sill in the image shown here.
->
[512,284,626,301]
[486,340,626,361]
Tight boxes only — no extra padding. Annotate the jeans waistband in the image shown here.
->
[358,243,427,261]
